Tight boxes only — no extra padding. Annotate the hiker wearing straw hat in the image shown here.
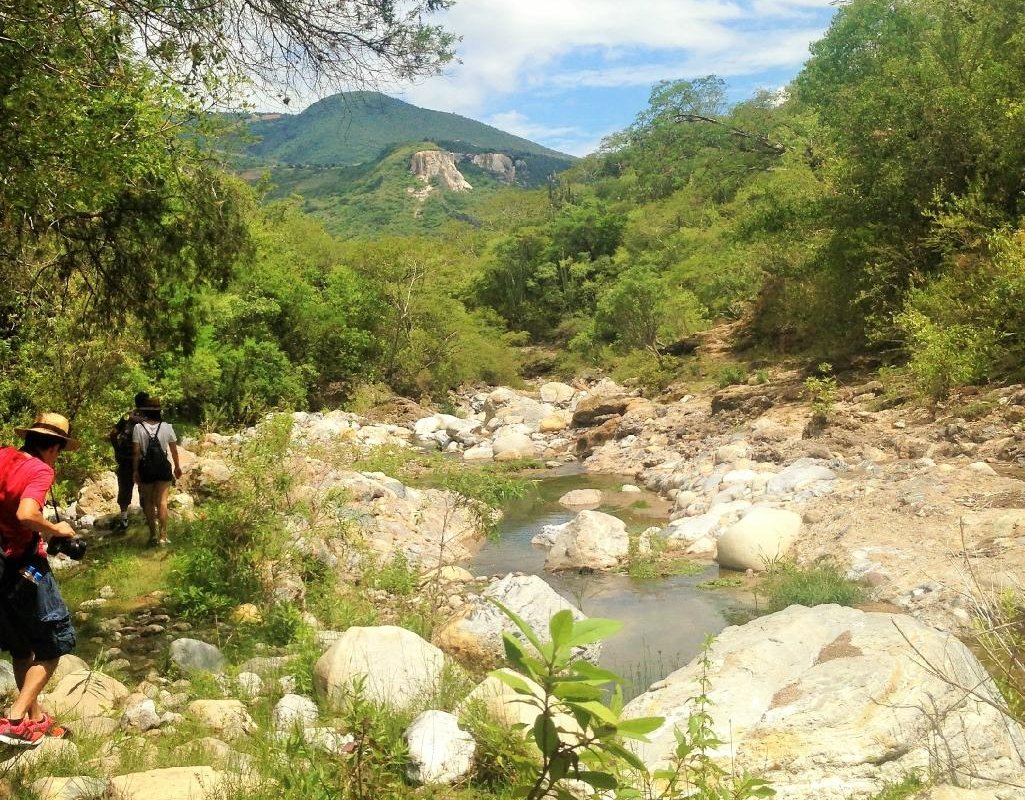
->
[0,413,80,746]
[132,398,182,546]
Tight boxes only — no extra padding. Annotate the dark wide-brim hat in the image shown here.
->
[138,397,162,411]
[14,412,81,451]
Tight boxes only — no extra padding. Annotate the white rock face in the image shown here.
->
[558,489,603,508]
[715,507,802,571]
[463,444,494,461]
[404,710,476,784]
[314,625,449,710]
[470,153,516,183]
[436,574,600,662]
[540,510,629,571]
[624,605,1025,800]
[410,150,471,191]
[765,459,837,495]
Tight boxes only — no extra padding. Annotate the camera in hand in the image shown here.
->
[47,536,87,561]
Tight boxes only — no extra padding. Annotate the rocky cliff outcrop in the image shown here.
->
[409,150,471,192]
[408,150,519,198]
[470,153,516,183]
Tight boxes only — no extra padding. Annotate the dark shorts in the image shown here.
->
[116,462,135,509]
[0,557,76,662]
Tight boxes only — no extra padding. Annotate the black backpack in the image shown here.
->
[139,423,172,483]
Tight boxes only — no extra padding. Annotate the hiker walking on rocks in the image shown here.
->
[132,398,182,546]
[107,391,149,532]
[0,413,80,746]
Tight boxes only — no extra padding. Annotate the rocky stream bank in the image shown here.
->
[17,373,1025,799]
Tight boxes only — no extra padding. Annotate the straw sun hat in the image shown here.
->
[14,413,81,451]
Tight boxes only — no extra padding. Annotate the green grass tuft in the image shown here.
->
[759,560,866,613]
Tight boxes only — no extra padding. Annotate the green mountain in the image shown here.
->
[241,91,574,173]
[227,92,574,238]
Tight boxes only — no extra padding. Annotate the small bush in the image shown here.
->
[759,560,866,613]
[716,363,747,388]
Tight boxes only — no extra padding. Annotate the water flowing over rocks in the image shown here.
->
[624,605,1025,800]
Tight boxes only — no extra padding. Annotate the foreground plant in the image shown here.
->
[492,606,774,800]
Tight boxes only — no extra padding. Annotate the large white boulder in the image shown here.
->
[314,626,448,710]
[541,510,629,571]
[558,489,603,508]
[540,382,576,405]
[187,699,257,741]
[493,432,537,461]
[715,507,802,571]
[47,670,130,719]
[30,776,109,800]
[106,767,228,800]
[435,574,600,663]
[624,605,1025,800]
[404,710,476,784]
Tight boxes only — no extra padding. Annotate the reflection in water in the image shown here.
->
[469,471,744,698]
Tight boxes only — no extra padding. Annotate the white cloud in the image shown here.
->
[398,0,834,112]
[484,111,608,157]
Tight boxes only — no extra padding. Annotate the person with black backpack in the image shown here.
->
[131,398,182,546]
[107,391,149,532]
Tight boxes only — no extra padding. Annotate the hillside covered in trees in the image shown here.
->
[3,0,1025,478]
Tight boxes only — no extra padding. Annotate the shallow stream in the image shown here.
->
[470,469,747,698]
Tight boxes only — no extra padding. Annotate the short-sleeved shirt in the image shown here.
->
[133,421,177,458]
[0,447,54,559]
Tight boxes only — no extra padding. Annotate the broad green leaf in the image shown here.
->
[565,617,623,647]
[490,669,534,696]
[533,714,559,756]
[566,700,620,726]
[551,682,604,701]
[601,741,648,772]
[571,661,623,683]
[576,770,618,790]
[549,609,574,648]
[549,750,571,782]
[492,600,544,653]
[616,716,664,738]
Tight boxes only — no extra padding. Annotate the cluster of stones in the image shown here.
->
[22,596,1025,800]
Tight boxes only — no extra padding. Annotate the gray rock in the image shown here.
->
[765,459,837,495]
[169,638,225,674]
[122,697,162,732]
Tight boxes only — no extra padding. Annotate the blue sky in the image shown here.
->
[379,0,839,156]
